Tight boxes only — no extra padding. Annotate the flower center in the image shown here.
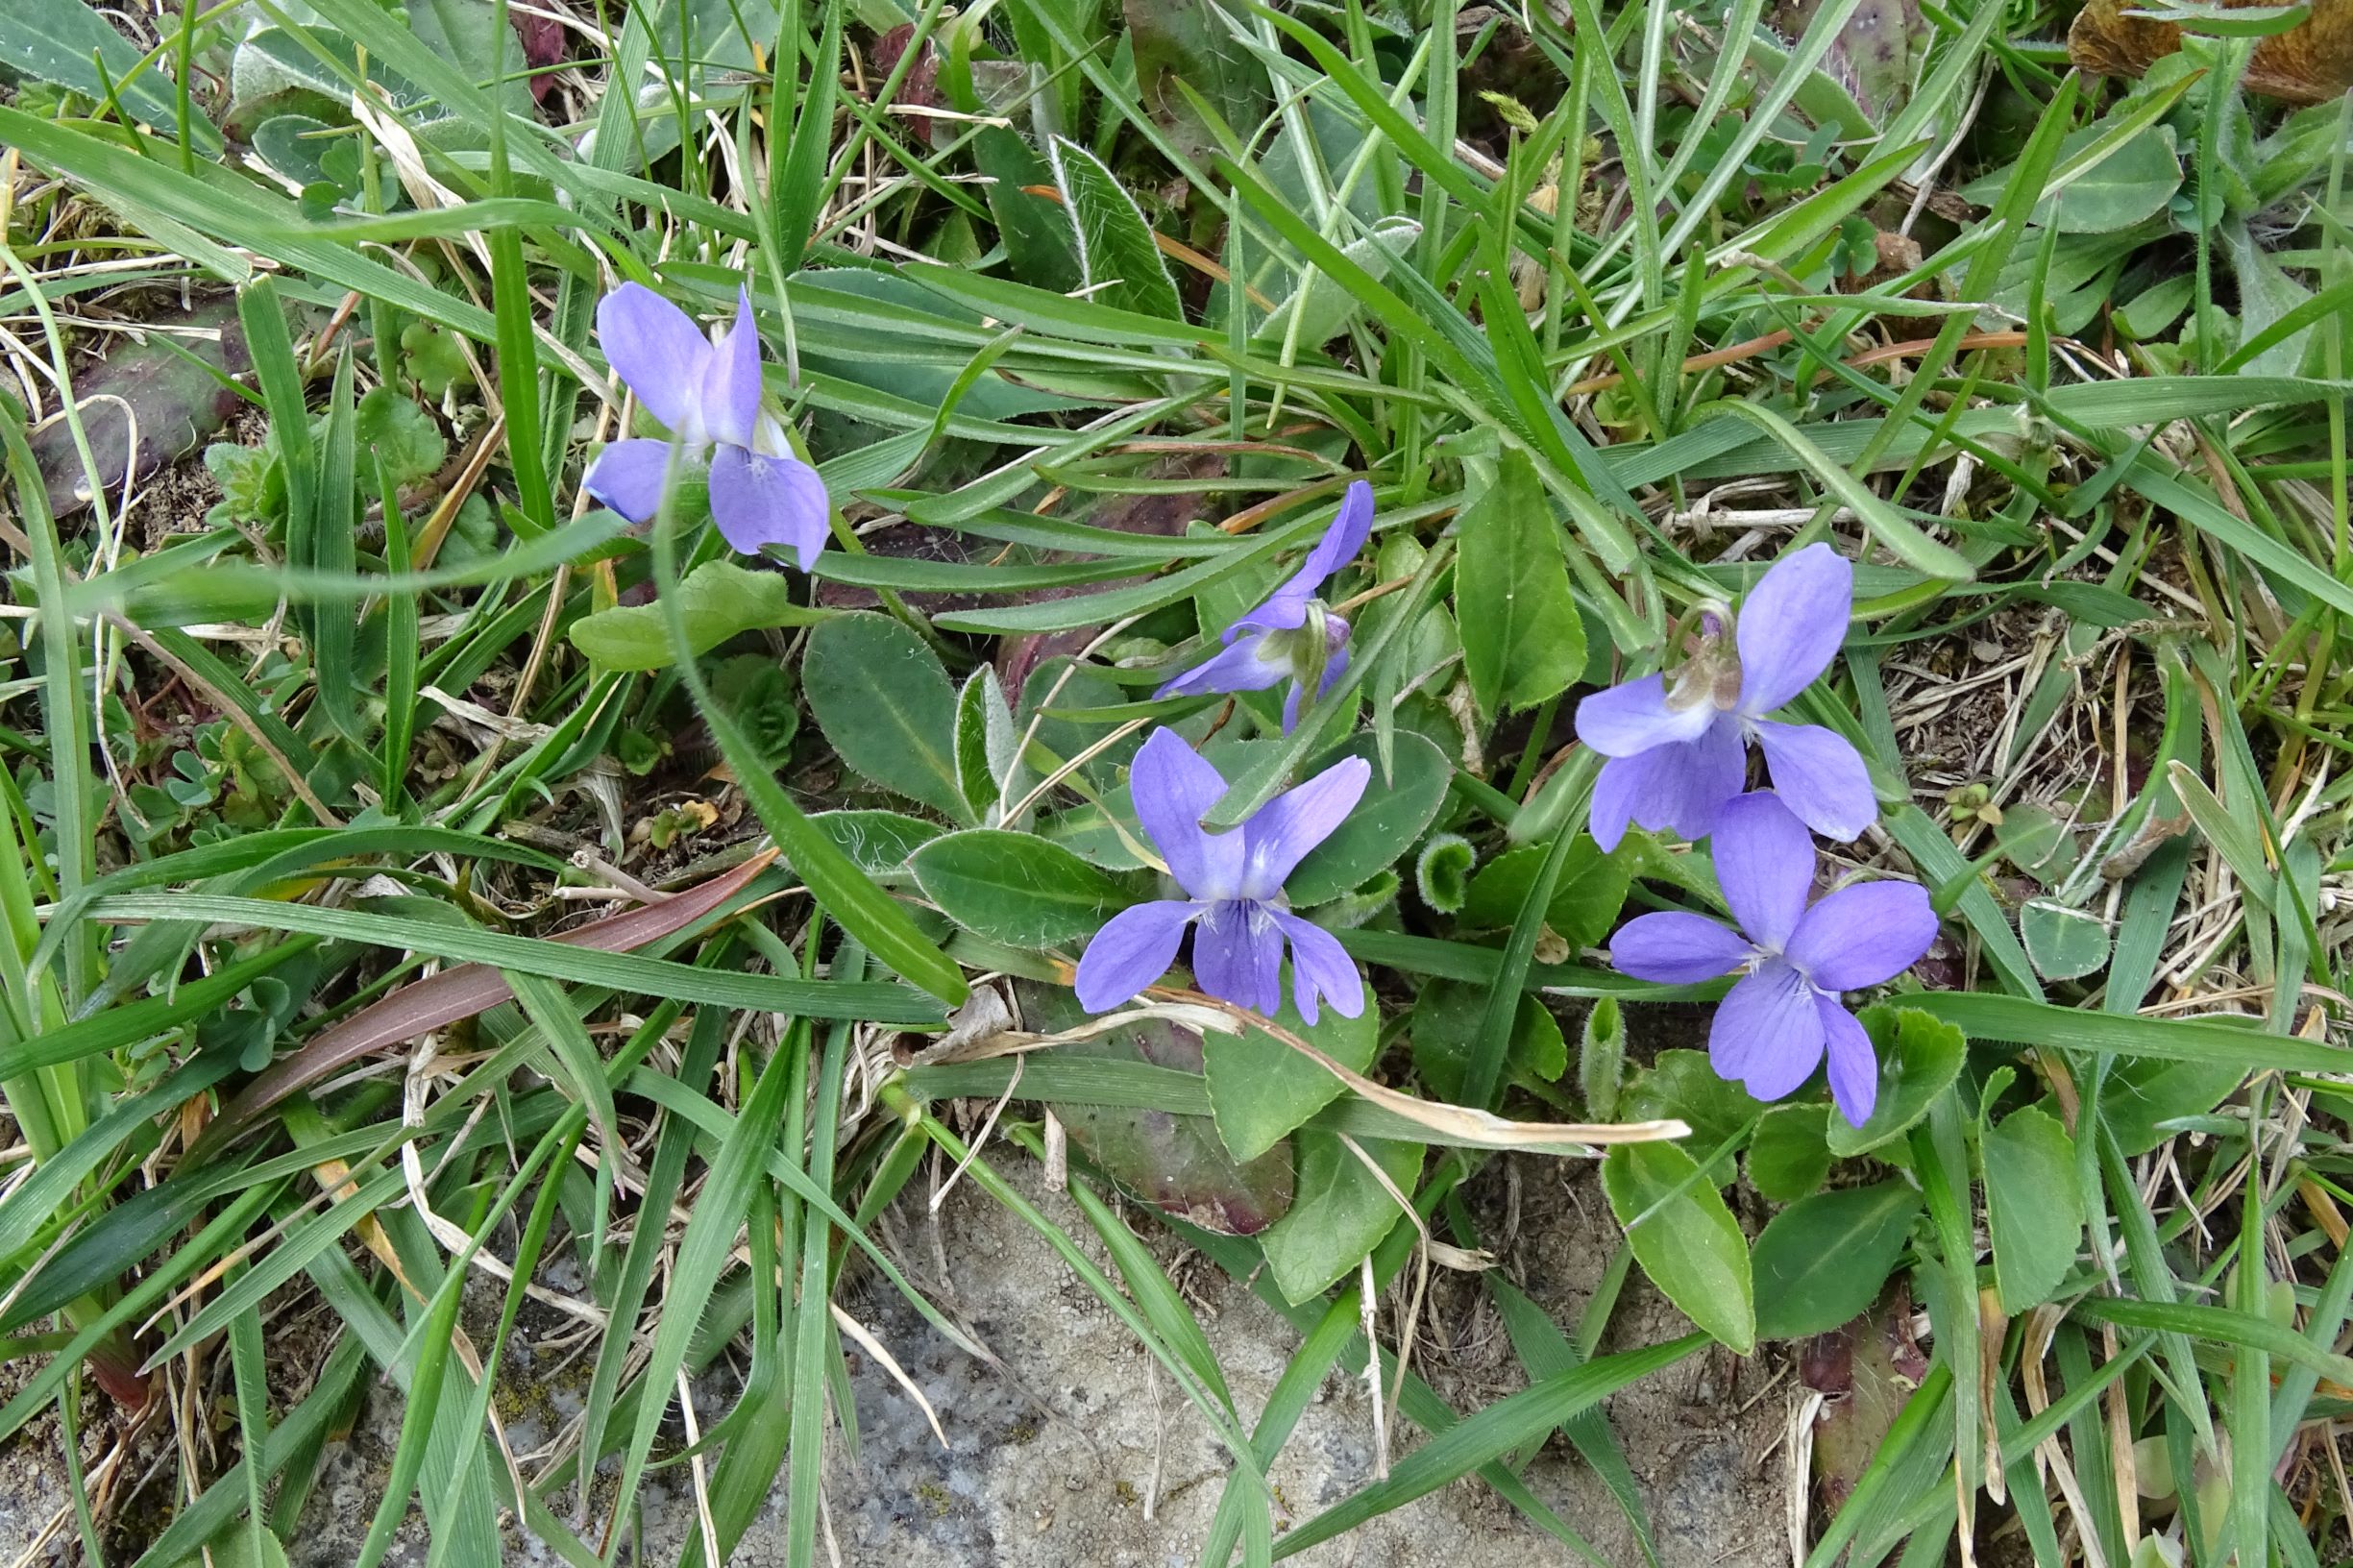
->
[1263,601,1349,687]
[1662,600,1743,714]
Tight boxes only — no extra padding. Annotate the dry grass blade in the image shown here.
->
[1165,990,1692,1152]
[922,992,1691,1149]
[830,1301,948,1449]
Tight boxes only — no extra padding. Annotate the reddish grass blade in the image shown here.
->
[199,850,778,1148]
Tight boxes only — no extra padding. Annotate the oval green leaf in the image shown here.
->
[802,611,972,822]
[2022,897,2111,982]
[1746,1102,1833,1202]
[1984,1103,2085,1312]
[1460,834,1632,946]
[954,666,1003,821]
[1258,1132,1424,1306]
[808,809,943,876]
[909,830,1128,948]
[2100,1055,2246,1158]
[1603,1140,1755,1354]
[1752,1181,1922,1340]
[1047,135,1183,322]
[1457,450,1586,719]
[1409,980,1571,1103]
[1285,730,1453,907]
[1203,978,1378,1163]
[1621,1048,1752,1184]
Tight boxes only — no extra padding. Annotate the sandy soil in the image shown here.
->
[0,1151,1798,1567]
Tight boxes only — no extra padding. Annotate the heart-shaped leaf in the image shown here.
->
[1126,0,1272,165]
[1622,1048,1753,1184]
[1746,1103,1833,1202]
[2099,1055,2247,1156]
[1409,980,1570,1102]
[1460,834,1632,947]
[1203,978,1378,1162]
[1962,122,2183,233]
[1258,1132,1423,1305]
[0,0,211,136]
[1983,1103,2086,1311]
[2022,897,2111,981]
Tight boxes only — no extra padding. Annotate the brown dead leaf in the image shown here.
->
[2069,0,2353,102]
[1810,1283,1929,1516]
[32,296,249,519]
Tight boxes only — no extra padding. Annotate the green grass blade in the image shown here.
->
[1271,1334,1707,1557]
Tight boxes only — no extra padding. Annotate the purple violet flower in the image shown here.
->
[1155,480,1374,732]
[583,282,831,568]
[1607,792,1937,1126]
[1075,728,1369,1024]
[1575,541,1875,849]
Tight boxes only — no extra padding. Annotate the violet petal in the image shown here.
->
[1712,791,1815,951]
[1228,588,1315,640]
[1288,479,1373,594]
[1129,728,1242,901]
[1228,481,1374,640]
[1785,880,1937,992]
[1074,899,1198,1012]
[1622,719,1746,843]
[1271,910,1363,1025]
[1587,751,1652,853]
[597,283,710,437]
[1279,643,1353,734]
[1156,633,1289,700]
[1751,720,1877,843]
[1575,673,1717,757]
[708,446,831,565]
[1820,996,1879,1126]
[1279,680,1307,736]
[1238,755,1371,900]
[1734,543,1852,715]
[1711,960,1825,1100]
[582,437,680,523]
[699,288,764,452]
[1314,644,1350,700]
[1193,898,1284,1016]
[1608,911,1752,983]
